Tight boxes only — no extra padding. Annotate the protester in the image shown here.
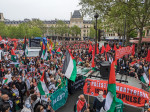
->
[74,94,89,112]
[0,38,149,112]
[93,90,105,112]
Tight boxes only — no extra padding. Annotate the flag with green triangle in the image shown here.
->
[56,47,61,54]
[11,49,17,62]
[78,58,83,65]
[41,44,46,60]
[37,71,49,95]
[104,61,123,112]
[2,77,8,85]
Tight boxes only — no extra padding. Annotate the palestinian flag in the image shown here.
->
[104,61,123,112]
[41,44,46,60]
[25,46,28,57]
[2,77,8,84]
[56,47,61,54]
[44,45,48,60]
[49,46,52,59]
[37,71,49,95]
[140,73,149,84]
[75,99,87,112]
[11,49,17,62]
[62,50,77,82]
[78,58,83,65]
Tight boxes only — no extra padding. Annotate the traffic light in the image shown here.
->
[98,29,104,41]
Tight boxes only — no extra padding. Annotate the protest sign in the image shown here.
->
[115,46,133,60]
[83,79,150,107]
[50,83,68,111]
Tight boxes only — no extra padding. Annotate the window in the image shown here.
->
[87,26,88,28]
[84,30,86,32]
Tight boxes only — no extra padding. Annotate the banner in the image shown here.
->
[83,79,150,107]
[68,75,85,94]
[50,82,68,111]
[29,39,41,47]
[115,46,133,60]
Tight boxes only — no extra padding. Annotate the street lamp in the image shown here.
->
[94,13,99,55]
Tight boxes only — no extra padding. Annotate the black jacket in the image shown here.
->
[93,98,105,111]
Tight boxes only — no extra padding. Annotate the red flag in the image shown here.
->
[14,42,17,50]
[89,44,92,53]
[56,47,61,52]
[91,48,95,68]
[119,45,122,49]
[101,45,105,54]
[11,49,16,55]
[106,44,111,52]
[0,36,2,41]
[132,44,135,56]
[109,61,116,84]
[114,44,117,51]
[7,44,10,50]
[146,49,150,62]
[97,44,99,54]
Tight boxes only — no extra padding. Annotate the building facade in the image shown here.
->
[0,10,93,40]
[144,26,150,38]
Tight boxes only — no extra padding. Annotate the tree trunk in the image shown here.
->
[125,31,130,46]
[137,29,143,53]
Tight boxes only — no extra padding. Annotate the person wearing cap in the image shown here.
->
[93,90,106,112]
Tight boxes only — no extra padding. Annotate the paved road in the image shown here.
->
[56,90,83,112]
[56,90,95,112]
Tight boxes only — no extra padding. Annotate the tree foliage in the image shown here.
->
[0,19,44,38]
[79,0,150,50]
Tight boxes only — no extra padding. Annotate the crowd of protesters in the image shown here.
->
[0,39,149,112]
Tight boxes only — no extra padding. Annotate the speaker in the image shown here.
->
[100,61,110,79]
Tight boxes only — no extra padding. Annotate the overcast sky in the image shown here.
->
[0,0,81,20]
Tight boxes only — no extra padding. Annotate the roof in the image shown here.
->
[5,20,70,24]
[72,10,82,18]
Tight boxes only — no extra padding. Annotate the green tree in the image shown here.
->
[79,0,150,51]
[89,27,95,38]
[70,25,81,37]
[55,20,68,36]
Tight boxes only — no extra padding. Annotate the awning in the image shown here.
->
[130,38,150,43]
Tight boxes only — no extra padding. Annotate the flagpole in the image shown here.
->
[94,13,99,55]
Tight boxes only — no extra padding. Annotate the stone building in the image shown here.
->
[0,10,93,40]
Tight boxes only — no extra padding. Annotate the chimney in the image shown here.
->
[71,12,72,18]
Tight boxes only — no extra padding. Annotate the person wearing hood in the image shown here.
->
[93,90,105,112]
